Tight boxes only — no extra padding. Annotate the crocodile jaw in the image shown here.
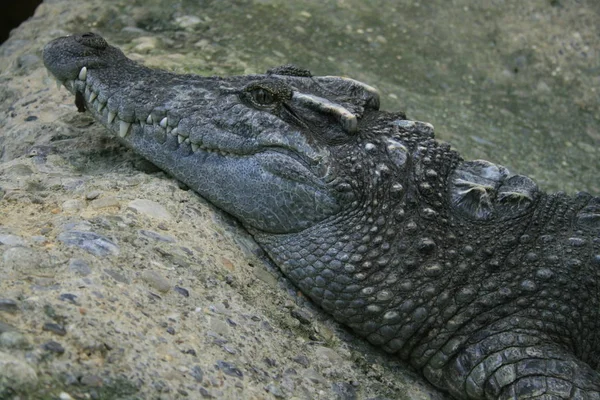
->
[43,34,340,233]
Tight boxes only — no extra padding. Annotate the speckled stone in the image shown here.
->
[0,234,26,246]
[0,350,38,395]
[141,270,171,293]
[61,199,84,212]
[68,258,92,276]
[58,230,119,257]
[0,331,30,349]
[91,196,120,209]
[2,246,43,275]
[127,199,173,220]
[85,190,102,200]
[0,299,18,313]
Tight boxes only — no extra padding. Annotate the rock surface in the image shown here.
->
[0,0,597,399]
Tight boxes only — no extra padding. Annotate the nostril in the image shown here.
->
[75,32,108,50]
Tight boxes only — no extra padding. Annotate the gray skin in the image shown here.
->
[43,33,600,400]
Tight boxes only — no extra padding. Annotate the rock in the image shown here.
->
[42,340,65,354]
[0,234,26,246]
[17,53,40,69]
[174,286,190,297]
[332,381,358,400]
[80,374,104,387]
[141,270,171,293]
[0,299,18,313]
[139,229,175,243]
[175,15,202,30]
[216,360,243,379]
[61,199,84,212]
[43,323,67,336]
[0,331,30,349]
[90,196,120,209]
[85,190,102,200]
[68,258,92,276]
[58,230,119,257]
[2,246,43,275]
[131,37,160,53]
[0,322,17,334]
[0,350,38,395]
[127,199,173,220]
[104,268,130,284]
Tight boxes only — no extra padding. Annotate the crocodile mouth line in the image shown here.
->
[55,67,319,169]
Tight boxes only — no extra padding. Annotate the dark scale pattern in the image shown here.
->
[44,33,600,399]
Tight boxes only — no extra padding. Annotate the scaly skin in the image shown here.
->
[43,33,600,400]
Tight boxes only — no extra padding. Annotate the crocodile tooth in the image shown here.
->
[159,117,168,128]
[184,138,190,144]
[119,120,131,138]
[191,143,199,152]
[108,110,116,123]
[178,135,185,144]
[146,115,153,124]
[171,127,179,136]
[166,126,172,134]
[89,91,97,103]
[78,66,87,80]
[139,120,145,128]
[97,101,105,112]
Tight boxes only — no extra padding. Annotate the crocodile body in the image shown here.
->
[43,33,600,400]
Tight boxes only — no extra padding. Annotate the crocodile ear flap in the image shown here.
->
[312,76,381,111]
[282,92,359,143]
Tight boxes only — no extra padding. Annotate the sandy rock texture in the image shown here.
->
[1,0,598,399]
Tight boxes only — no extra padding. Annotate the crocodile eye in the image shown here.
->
[240,80,292,110]
[251,88,275,105]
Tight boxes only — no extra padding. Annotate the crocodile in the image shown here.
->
[43,33,600,400]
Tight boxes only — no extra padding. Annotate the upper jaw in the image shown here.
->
[43,33,123,83]
[42,33,380,174]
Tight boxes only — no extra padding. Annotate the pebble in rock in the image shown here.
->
[191,365,203,382]
[91,196,120,209]
[68,258,92,276]
[58,230,119,257]
[0,331,30,349]
[127,199,173,220]
[141,270,171,293]
[42,340,65,354]
[0,299,18,313]
[85,190,102,200]
[332,381,358,400]
[2,246,43,275]
[17,53,40,68]
[61,199,84,212]
[216,360,243,379]
[174,286,189,297]
[0,322,17,334]
[0,234,26,246]
[139,229,176,243]
[0,350,38,395]
[43,322,67,336]
[80,374,103,387]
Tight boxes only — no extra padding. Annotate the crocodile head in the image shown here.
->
[43,32,391,234]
